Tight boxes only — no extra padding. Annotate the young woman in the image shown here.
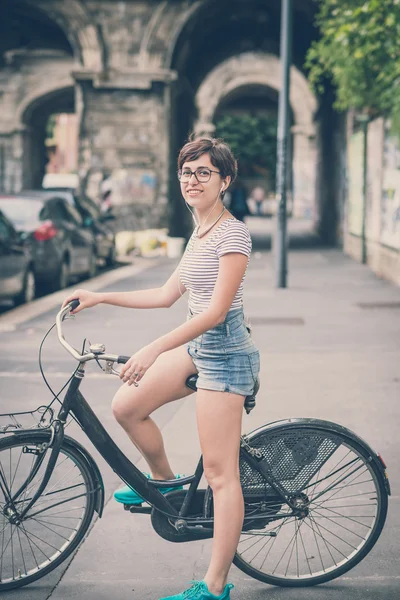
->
[62,137,260,600]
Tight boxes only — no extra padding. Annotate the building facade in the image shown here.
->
[0,0,344,241]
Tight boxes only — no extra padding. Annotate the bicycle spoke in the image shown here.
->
[18,481,86,510]
[17,523,62,553]
[27,492,90,520]
[312,502,376,529]
[10,448,23,492]
[305,514,349,558]
[16,526,27,576]
[18,523,52,561]
[306,457,363,499]
[252,519,285,571]
[298,518,313,576]
[311,507,366,540]
[18,522,39,569]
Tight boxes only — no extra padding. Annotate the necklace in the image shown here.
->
[196,207,226,239]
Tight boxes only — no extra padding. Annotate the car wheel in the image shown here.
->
[14,268,35,306]
[55,259,70,291]
[87,250,97,279]
[106,244,117,267]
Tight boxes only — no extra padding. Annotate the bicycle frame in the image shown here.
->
[3,302,298,538]
[59,364,294,525]
[4,363,295,538]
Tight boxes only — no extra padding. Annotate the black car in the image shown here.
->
[0,193,97,293]
[42,188,117,266]
[0,210,35,305]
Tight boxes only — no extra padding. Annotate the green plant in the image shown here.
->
[214,113,278,182]
[306,0,400,122]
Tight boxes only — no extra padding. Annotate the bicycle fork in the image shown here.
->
[3,422,65,524]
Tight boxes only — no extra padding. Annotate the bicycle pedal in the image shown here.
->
[124,504,152,514]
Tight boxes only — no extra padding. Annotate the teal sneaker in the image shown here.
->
[159,580,234,600]
[113,473,184,505]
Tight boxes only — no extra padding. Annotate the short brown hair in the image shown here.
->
[177,137,238,187]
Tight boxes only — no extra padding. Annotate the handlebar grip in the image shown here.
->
[69,299,80,311]
[117,355,130,364]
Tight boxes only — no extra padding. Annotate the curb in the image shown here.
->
[0,257,162,330]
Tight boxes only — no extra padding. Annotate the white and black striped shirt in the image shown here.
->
[179,217,252,314]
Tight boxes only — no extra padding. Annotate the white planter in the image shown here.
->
[167,237,186,258]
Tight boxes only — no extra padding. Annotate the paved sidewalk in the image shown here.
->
[30,228,400,598]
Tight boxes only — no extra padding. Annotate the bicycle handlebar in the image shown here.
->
[56,301,130,365]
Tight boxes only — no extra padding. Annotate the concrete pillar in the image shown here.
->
[75,71,176,231]
[0,131,25,193]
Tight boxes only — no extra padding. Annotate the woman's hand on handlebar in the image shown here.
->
[62,289,101,314]
[119,342,162,386]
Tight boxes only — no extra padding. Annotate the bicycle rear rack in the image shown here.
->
[0,406,54,434]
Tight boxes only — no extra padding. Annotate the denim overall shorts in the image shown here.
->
[187,308,260,397]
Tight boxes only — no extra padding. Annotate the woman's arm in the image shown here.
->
[61,264,187,313]
[98,264,187,308]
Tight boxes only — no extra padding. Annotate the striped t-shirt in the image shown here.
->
[179,217,252,314]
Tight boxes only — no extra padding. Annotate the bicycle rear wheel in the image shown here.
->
[205,419,389,586]
[0,432,96,590]
[234,420,388,586]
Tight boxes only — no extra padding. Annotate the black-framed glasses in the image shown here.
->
[177,167,220,183]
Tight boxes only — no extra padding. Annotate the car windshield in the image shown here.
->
[0,198,45,228]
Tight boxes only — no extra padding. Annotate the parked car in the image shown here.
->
[42,188,117,266]
[0,210,35,305]
[0,193,97,293]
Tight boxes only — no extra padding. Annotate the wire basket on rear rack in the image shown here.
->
[0,406,54,434]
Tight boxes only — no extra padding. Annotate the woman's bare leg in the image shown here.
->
[196,389,245,595]
[111,345,196,479]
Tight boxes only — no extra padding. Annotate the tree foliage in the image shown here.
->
[214,113,278,182]
[306,0,400,117]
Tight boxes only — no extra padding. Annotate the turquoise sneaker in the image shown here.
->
[113,473,184,505]
[159,580,234,600]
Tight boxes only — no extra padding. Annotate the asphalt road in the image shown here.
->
[0,218,399,600]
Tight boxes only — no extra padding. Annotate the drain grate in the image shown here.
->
[248,317,305,326]
[356,302,400,309]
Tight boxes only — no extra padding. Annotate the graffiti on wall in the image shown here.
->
[109,168,157,206]
[381,128,400,250]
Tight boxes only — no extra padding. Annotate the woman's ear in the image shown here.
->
[223,176,231,191]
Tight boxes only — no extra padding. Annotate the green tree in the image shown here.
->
[306,0,400,118]
[214,113,278,184]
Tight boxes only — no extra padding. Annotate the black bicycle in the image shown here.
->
[0,301,391,590]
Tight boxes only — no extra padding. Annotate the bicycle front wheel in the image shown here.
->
[0,432,96,590]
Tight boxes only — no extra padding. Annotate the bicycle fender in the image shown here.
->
[245,417,391,495]
[4,430,105,516]
[63,435,105,517]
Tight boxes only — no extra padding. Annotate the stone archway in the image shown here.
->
[0,50,76,192]
[194,52,318,219]
[23,0,105,71]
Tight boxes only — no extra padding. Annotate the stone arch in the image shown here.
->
[195,52,316,132]
[24,0,105,71]
[194,52,318,219]
[17,80,75,132]
[20,80,76,190]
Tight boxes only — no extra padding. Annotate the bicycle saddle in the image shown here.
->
[185,374,259,414]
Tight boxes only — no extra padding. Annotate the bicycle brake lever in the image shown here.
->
[63,313,76,322]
